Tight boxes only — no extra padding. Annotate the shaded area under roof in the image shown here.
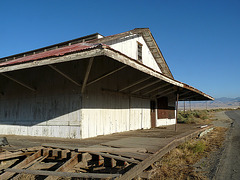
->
[0,40,213,101]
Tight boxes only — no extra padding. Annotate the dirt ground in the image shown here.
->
[214,110,240,180]
[1,110,238,180]
[199,110,240,180]
[149,110,237,180]
[194,110,233,179]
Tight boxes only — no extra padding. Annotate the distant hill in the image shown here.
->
[178,97,240,110]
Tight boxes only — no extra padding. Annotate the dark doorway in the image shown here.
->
[150,100,156,128]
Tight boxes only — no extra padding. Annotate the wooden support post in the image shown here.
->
[0,73,36,92]
[75,153,92,168]
[175,92,179,132]
[61,150,70,159]
[48,65,81,87]
[52,149,61,157]
[81,57,94,94]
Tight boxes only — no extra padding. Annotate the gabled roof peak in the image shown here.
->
[89,28,174,79]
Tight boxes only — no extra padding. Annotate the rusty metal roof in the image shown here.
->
[0,43,100,67]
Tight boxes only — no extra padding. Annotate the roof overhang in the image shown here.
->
[0,43,214,101]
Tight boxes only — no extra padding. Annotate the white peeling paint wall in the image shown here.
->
[0,125,81,139]
[105,34,162,73]
[81,91,151,139]
[0,94,82,139]
[156,117,176,126]
[129,97,151,130]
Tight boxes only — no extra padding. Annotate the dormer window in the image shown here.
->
[137,42,143,61]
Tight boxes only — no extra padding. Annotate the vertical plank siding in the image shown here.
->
[81,92,150,139]
[0,63,83,139]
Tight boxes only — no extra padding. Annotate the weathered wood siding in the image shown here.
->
[0,64,82,139]
[105,34,162,73]
[81,91,151,139]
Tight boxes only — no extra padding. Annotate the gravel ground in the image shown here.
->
[214,110,240,180]
[194,110,240,180]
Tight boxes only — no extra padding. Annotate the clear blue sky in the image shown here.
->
[0,0,239,98]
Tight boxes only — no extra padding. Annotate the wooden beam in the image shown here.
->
[119,76,152,92]
[131,79,162,93]
[0,150,43,179]
[0,151,34,161]
[48,65,81,86]
[91,152,139,164]
[45,153,79,180]
[151,86,173,97]
[101,88,150,99]
[5,169,121,179]
[179,90,191,98]
[12,155,49,180]
[157,89,176,98]
[77,147,147,153]
[142,83,170,95]
[86,65,127,87]
[0,73,36,92]
[81,57,94,93]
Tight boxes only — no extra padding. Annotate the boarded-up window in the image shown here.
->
[157,97,175,119]
[137,42,142,61]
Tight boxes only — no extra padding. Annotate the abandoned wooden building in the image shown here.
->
[0,28,213,139]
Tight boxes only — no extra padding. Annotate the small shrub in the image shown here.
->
[191,141,206,153]
[177,113,186,123]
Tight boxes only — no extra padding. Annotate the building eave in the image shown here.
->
[0,44,213,101]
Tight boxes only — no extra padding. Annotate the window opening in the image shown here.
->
[137,42,143,61]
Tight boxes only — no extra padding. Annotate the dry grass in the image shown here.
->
[149,127,227,180]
